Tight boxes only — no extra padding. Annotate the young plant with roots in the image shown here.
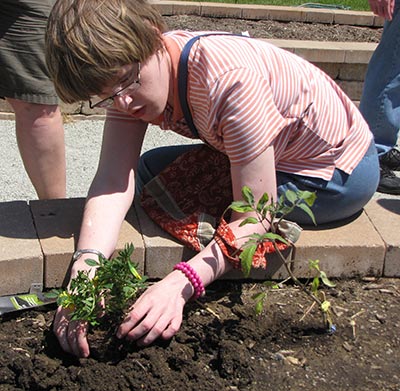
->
[47,243,147,327]
[230,186,336,331]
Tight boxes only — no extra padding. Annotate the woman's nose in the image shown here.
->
[113,94,133,111]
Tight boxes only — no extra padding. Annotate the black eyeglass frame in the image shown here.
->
[89,63,141,109]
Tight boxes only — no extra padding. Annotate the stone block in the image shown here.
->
[114,205,146,275]
[134,199,195,279]
[267,6,305,22]
[31,198,145,288]
[304,9,334,24]
[292,210,385,278]
[343,42,376,64]
[241,4,272,20]
[171,1,201,16]
[0,201,42,295]
[59,102,82,115]
[294,43,346,63]
[30,198,86,288]
[338,63,368,81]
[336,80,364,101]
[222,249,292,281]
[333,10,375,26]
[201,3,242,18]
[80,101,106,116]
[364,199,400,277]
[0,99,12,114]
[0,112,15,120]
[373,15,385,27]
[313,62,340,79]
[153,0,174,15]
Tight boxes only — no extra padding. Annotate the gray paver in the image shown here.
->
[31,198,145,289]
[293,208,386,278]
[0,201,43,295]
[365,199,400,277]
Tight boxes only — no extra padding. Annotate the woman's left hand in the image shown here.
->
[116,271,194,345]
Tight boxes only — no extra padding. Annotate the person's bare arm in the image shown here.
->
[116,146,276,346]
[368,0,395,20]
[54,117,148,358]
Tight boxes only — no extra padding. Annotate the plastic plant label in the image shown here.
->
[0,293,55,316]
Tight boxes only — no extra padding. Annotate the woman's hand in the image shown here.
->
[53,306,90,358]
[117,271,194,346]
[368,0,395,19]
[52,258,96,358]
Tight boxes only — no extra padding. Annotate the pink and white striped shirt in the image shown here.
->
[110,31,373,181]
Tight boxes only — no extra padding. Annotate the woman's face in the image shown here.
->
[97,50,171,122]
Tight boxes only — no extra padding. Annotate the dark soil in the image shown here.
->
[0,17,394,391]
[164,15,383,42]
[1,279,399,390]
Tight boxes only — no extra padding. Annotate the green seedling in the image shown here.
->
[230,186,336,330]
[47,243,147,327]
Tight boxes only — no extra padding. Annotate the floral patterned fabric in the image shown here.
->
[141,145,232,252]
[140,145,290,270]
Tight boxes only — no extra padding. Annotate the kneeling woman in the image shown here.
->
[45,0,379,358]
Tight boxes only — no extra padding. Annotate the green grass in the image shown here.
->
[183,0,371,12]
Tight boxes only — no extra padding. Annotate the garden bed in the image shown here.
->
[1,279,399,390]
[164,14,382,42]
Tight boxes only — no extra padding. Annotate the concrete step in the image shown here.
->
[0,196,398,296]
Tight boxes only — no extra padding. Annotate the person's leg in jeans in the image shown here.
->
[276,142,379,225]
[137,142,379,226]
[359,0,400,194]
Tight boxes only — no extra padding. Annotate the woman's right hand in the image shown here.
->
[53,305,90,357]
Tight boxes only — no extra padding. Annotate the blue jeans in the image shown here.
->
[359,0,400,155]
[137,142,379,226]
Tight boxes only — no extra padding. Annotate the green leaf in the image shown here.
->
[229,201,254,213]
[279,205,294,216]
[128,260,142,280]
[239,244,257,278]
[255,298,265,315]
[239,217,258,227]
[259,232,288,245]
[241,186,255,206]
[321,300,331,313]
[309,259,320,271]
[297,203,317,225]
[256,192,269,212]
[311,276,320,293]
[85,258,99,267]
[44,290,61,299]
[252,292,266,315]
[285,189,297,204]
[298,190,317,207]
[320,271,336,288]
[251,292,265,301]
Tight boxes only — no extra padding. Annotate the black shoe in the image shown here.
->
[379,148,400,171]
[377,166,400,195]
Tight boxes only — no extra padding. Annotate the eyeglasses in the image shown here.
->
[89,63,141,109]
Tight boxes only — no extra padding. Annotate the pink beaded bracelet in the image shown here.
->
[173,262,205,300]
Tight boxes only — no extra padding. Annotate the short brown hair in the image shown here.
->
[46,0,166,103]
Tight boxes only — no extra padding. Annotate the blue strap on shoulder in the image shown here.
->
[177,33,248,139]
[177,35,204,139]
